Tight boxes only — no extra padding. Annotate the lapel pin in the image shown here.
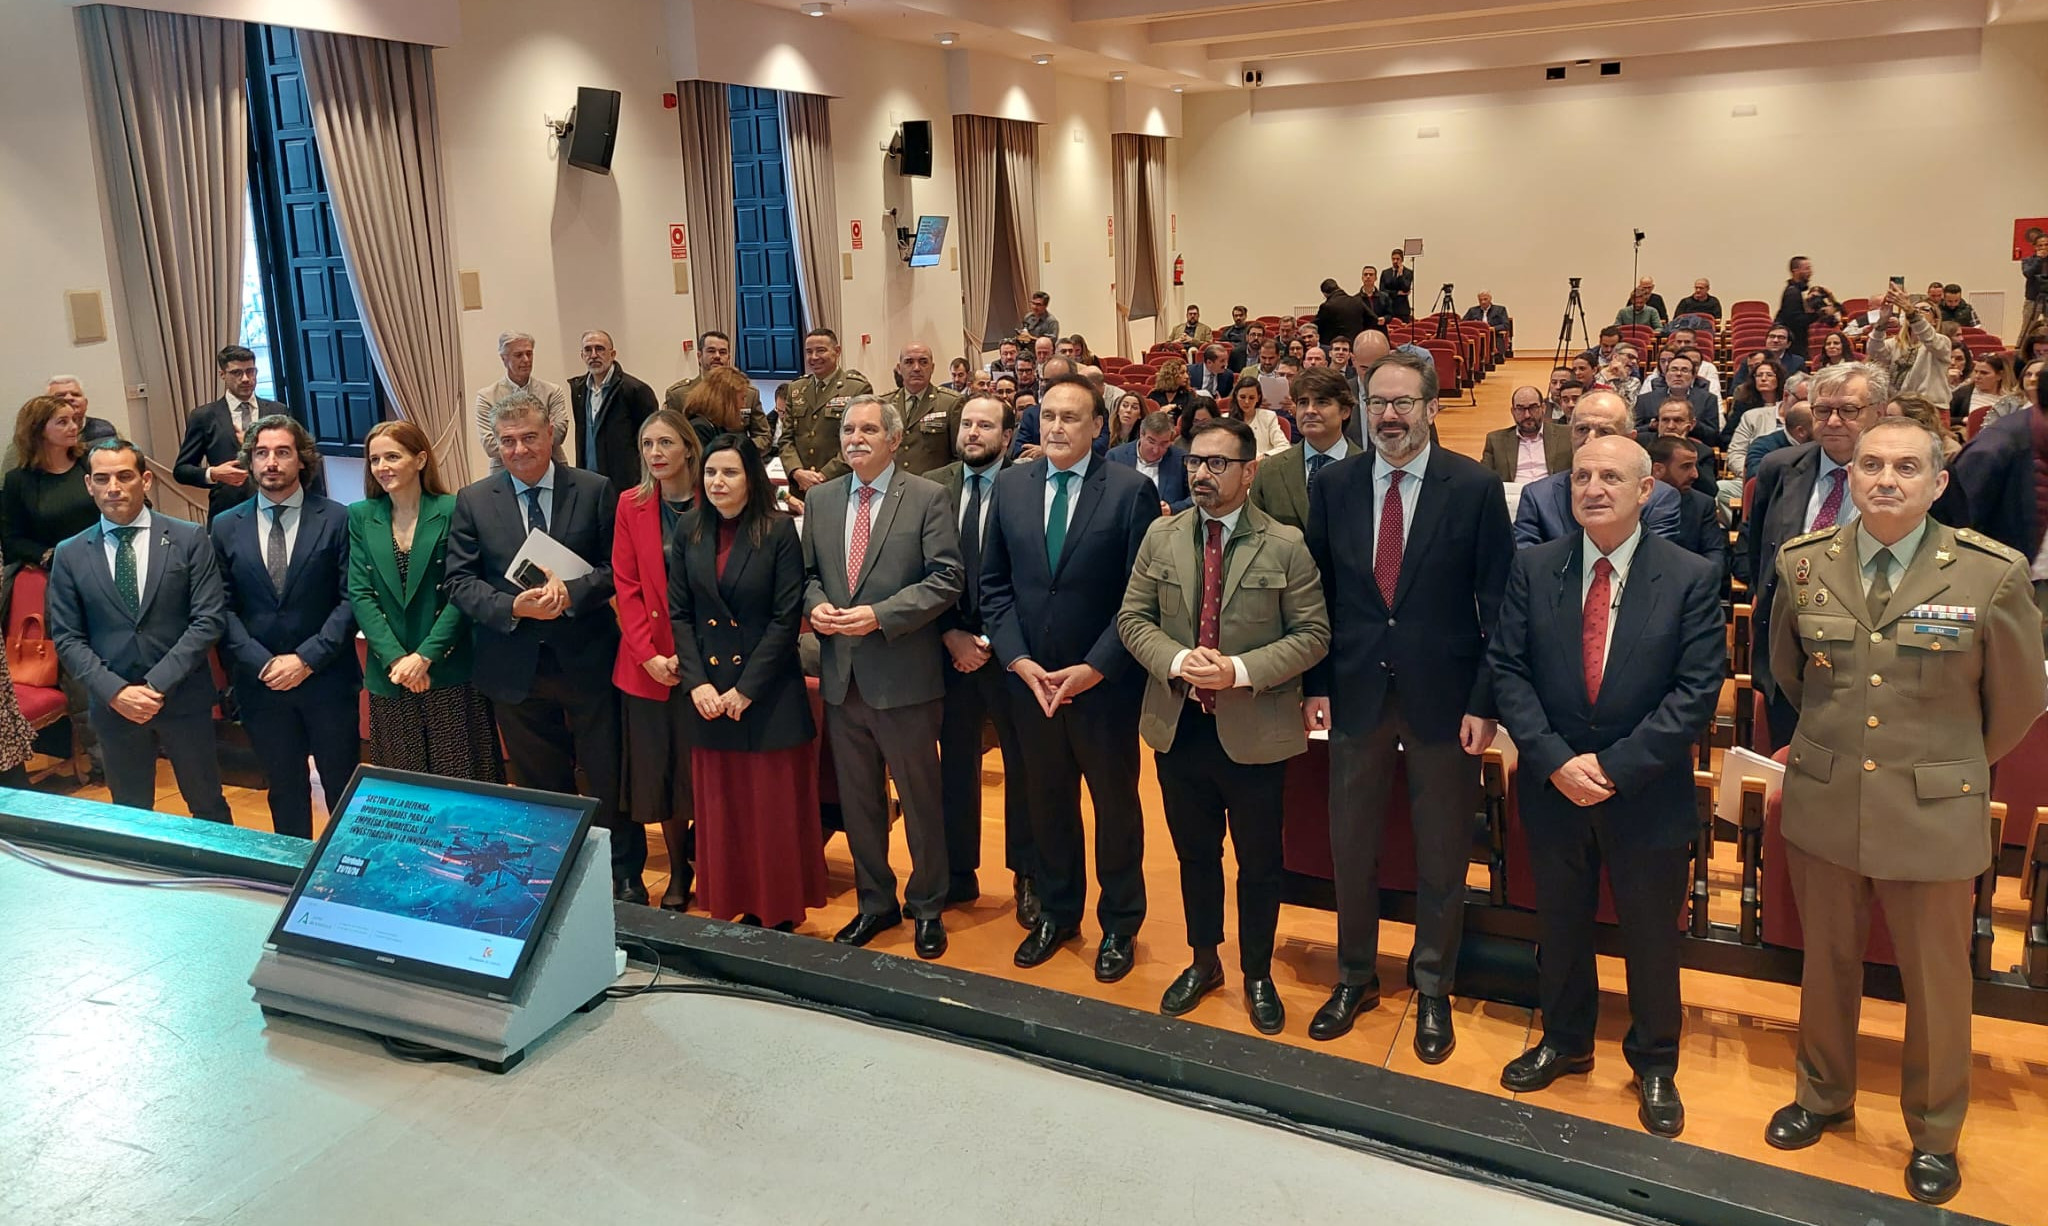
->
[1796,591,1810,607]
[1813,589,1829,607]
[1812,650,1830,669]
[1934,548,1953,563]
[1826,542,1843,557]
[1794,557,1811,583]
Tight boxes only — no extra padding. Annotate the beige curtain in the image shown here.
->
[780,91,842,333]
[953,116,1041,356]
[1112,133,1167,354]
[78,4,247,518]
[953,116,999,360]
[299,32,471,483]
[677,81,736,339]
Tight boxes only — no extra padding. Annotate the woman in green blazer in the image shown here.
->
[348,420,502,781]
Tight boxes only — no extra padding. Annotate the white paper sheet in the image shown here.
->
[1716,746,1784,824]
[506,527,594,585]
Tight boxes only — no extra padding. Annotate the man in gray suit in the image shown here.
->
[46,438,231,821]
[802,395,965,958]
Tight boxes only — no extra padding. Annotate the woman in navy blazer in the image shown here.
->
[347,420,500,781]
[669,434,823,930]
[613,408,701,910]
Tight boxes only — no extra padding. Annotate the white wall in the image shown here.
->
[1178,22,2048,347]
[436,0,698,475]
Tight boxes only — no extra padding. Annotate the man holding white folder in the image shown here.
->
[445,390,642,900]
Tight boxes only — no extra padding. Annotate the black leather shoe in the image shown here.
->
[1413,993,1456,1065]
[1308,982,1379,1042]
[614,876,650,905]
[1500,1045,1594,1092]
[1014,876,1042,930]
[1905,1150,1961,1205]
[1159,964,1225,1017]
[833,910,902,947]
[945,875,981,906]
[913,917,948,960]
[1244,978,1285,1035]
[1095,933,1137,983]
[1634,1075,1685,1138]
[1763,1103,1854,1151]
[1014,918,1081,968]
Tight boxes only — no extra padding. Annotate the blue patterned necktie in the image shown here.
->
[524,487,547,534]
[1308,453,1329,487]
[112,526,141,613]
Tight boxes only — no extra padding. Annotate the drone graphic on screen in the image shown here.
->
[430,830,543,892]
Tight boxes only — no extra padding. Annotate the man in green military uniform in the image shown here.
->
[885,342,961,476]
[660,329,773,455]
[781,327,872,494]
[1765,417,2046,1206]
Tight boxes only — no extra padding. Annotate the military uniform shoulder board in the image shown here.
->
[842,368,869,385]
[1956,528,2025,563]
[1781,526,1838,551]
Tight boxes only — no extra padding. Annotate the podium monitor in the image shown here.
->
[267,767,597,1001]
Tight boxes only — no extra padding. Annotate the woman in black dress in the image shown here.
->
[669,435,824,929]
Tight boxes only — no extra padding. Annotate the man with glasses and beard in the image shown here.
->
[1117,417,1329,1034]
[1301,349,1513,1062]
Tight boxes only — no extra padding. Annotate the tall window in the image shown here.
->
[728,86,803,379]
[243,25,386,454]
[237,193,277,402]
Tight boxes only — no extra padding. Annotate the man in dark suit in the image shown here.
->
[1648,437,1725,575]
[210,416,359,839]
[1250,367,1356,532]
[568,329,657,493]
[1775,256,1837,360]
[47,438,230,821]
[1517,393,1681,548]
[175,345,291,521]
[802,396,964,957]
[1302,349,1514,1059]
[1228,322,1267,374]
[1189,344,1235,400]
[1462,292,1512,360]
[445,391,639,896]
[1118,417,1330,1034]
[933,394,1037,924]
[1107,411,1192,513]
[1489,435,1725,1138]
[981,374,1160,982]
[1734,363,1884,747]
[1313,279,1372,353]
[1937,382,2045,563]
[1634,396,1719,486]
[1481,385,1572,484]
[1629,355,1718,435]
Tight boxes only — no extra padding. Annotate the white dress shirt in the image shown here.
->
[1514,431,1549,482]
[844,463,895,567]
[509,463,558,532]
[1580,524,1644,667]
[1802,452,1858,532]
[1168,504,1252,692]
[99,506,154,593]
[1305,436,1351,466]
[254,485,307,565]
[1370,443,1430,547]
[1042,452,1090,532]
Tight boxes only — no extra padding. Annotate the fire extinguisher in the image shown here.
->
[1173,253,1185,286]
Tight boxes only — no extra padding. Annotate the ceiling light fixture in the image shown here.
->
[800,1,829,16]
[935,32,957,46]
[1033,54,1053,66]
[1171,85,1185,93]
[1110,71,1125,82]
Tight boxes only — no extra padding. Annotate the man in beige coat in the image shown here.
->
[1766,416,2045,1206]
[1118,416,1329,1035]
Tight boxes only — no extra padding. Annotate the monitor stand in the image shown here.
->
[249,828,618,1074]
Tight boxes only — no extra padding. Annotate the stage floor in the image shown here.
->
[0,849,1619,1226]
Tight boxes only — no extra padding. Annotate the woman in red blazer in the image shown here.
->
[613,408,703,909]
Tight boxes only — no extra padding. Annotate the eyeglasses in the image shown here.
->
[1183,455,1251,475]
[1811,402,1869,421]
[1363,396,1427,416]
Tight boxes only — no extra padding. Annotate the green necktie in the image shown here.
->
[112,526,141,613]
[1046,470,1074,567]
[1868,547,1894,624]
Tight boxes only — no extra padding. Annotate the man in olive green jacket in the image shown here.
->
[780,327,872,494]
[1765,417,2045,1207]
[1117,416,1329,1036]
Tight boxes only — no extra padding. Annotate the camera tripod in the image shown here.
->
[1549,278,1591,371]
[1433,283,1459,338]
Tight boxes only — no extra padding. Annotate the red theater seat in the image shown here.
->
[1994,714,2048,855]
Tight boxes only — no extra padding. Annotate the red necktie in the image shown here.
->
[1195,518,1224,713]
[1811,467,1844,530]
[1374,470,1405,607]
[1583,557,1613,703]
[847,485,876,591]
